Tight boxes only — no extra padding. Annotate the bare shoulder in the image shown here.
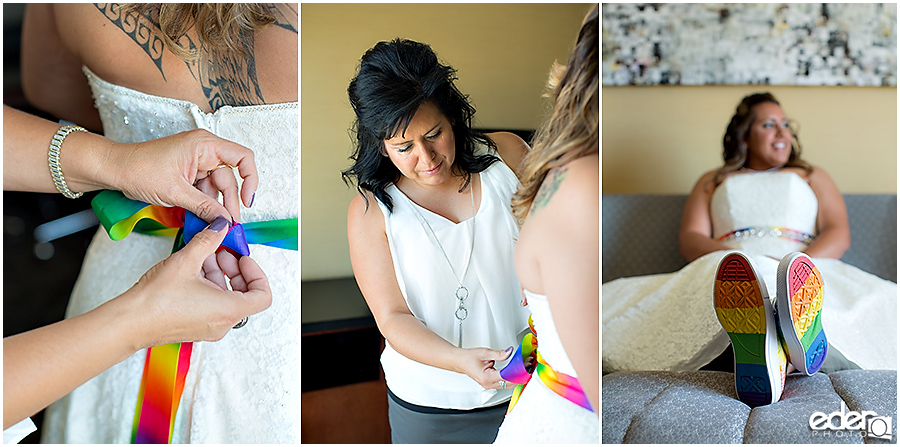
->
[692,169,720,195]
[805,165,844,197]
[806,165,837,184]
[347,191,385,234]
[531,153,598,216]
[486,131,530,176]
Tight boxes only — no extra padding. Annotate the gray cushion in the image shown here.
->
[602,370,897,444]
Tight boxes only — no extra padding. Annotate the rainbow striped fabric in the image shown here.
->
[499,316,593,413]
[91,190,297,444]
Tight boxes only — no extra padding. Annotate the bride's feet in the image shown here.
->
[776,252,827,375]
[714,252,786,407]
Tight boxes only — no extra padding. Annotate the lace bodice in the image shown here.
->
[84,66,297,223]
[711,171,818,258]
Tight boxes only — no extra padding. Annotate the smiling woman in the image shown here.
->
[602,92,897,404]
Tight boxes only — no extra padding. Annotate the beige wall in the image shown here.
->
[301,3,594,280]
[602,86,897,194]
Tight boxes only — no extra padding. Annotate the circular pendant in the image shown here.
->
[455,306,469,321]
[456,285,469,301]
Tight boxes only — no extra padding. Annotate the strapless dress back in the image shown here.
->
[41,66,299,444]
[494,290,599,444]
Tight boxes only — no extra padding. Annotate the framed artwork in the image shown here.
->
[602,3,897,86]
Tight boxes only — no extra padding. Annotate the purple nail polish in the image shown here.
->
[249,193,256,208]
[209,216,229,232]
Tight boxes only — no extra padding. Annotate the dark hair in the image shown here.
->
[342,38,499,212]
[717,92,811,184]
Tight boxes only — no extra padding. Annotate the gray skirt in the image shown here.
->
[387,388,509,444]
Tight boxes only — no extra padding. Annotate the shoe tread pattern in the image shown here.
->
[789,259,823,338]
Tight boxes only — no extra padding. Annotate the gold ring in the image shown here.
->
[207,163,234,177]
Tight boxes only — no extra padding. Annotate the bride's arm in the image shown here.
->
[3,219,272,430]
[805,166,851,259]
[678,170,732,262]
[3,105,258,223]
[529,154,599,412]
[20,3,101,132]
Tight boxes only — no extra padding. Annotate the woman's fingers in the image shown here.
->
[216,250,246,290]
[179,216,231,267]
[208,167,242,223]
[235,255,272,314]
[201,251,229,291]
[179,179,233,225]
[198,134,259,208]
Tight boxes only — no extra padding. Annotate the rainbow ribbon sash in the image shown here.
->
[499,316,594,413]
[91,190,297,443]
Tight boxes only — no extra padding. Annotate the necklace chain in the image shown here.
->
[406,183,476,348]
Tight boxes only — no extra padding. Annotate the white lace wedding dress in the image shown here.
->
[603,171,897,374]
[493,290,599,444]
[41,67,298,443]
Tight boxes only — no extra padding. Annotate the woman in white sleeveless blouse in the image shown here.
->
[344,39,531,443]
[20,4,299,443]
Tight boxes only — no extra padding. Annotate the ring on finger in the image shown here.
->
[499,380,506,389]
[233,317,248,329]
[207,163,234,177]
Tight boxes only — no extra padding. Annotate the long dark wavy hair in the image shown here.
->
[716,92,812,184]
[342,38,499,212]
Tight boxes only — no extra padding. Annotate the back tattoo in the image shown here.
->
[94,3,297,110]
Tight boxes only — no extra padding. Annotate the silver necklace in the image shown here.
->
[406,183,476,348]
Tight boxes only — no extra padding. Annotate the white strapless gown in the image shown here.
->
[493,290,599,444]
[603,171,897,373]
[41,67,299,443]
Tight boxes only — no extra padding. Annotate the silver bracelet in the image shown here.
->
[48,125,88,199]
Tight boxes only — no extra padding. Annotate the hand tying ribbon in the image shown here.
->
[90,189,297,443]
[499,315,594,413]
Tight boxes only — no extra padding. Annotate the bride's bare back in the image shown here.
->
[22,3,298,131]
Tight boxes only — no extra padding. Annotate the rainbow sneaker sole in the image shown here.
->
[777,252,827,375]
[715,252,785,407]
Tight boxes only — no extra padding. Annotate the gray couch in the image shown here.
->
[601,194,898,444]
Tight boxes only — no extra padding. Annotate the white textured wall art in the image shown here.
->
[602,3,897,86]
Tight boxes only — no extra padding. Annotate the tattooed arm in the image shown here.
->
[515,152,599,412]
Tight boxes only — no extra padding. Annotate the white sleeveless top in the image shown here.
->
[376,153,530,409]
[41,67,298,443]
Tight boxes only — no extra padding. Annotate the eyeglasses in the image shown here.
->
[758,119,799,134]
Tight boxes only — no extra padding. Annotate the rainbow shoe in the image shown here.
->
[776,252,827,375]
[715,252,786,407]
